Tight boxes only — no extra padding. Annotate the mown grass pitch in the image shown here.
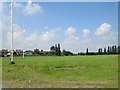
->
[2,55,118,88]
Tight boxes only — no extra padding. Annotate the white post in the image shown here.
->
[22,22,25,59]
[23,50,24,59]
[10,0,14,64]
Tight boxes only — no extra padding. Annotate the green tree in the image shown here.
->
[104,48,106,54]
[62,50,68,56]
[98,48,102,54]
[109,47,112,54]
[50,46,56,55]
[98,48,100,54]
[58,43,61,56]
[100,48,102,54]
[86,48,88,55]
[55,44,58,55]
[50,46,55,53]
[107,46,110,55]
[118,46,120,54]
[114,45,117,54]
[34,49,39,54]
[62,50,73,56]
[112,46,115,54]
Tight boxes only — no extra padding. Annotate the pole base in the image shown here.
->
[10,61,15,64]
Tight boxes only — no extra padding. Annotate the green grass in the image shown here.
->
[2,55,118,88]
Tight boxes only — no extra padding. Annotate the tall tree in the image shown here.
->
[109,46,112,54]
[100,48,102,54]
[114,45,117,54]
[107,46,110,55]
[58,43,61,56]
[86,48,88,55]
[98,48,100,54]
[34,49,39,54]
[55,44,58,55]
[50,46,55,53]
[118,46,120,54]
[104,48,106,54]
[112,46,115,54]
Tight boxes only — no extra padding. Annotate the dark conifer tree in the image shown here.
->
[58,43,61,56]
[114,45,117,54]
[107,46,110,55]
[55,44,58,55]
[86,48,88,55]
[104,48,106,54]
[118,46,120,54]
[98,48,100,55]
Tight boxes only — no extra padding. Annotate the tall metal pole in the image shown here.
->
[22,22,25,59]
[10,0,15,64]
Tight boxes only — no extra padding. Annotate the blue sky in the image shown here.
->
[2,2,118,53]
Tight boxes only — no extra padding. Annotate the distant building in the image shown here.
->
[24,50,33,55]
[15,49,23,55]
[1,49,8,57]
[39,50,48,55]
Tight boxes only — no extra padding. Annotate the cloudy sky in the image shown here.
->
[1,1,118,53]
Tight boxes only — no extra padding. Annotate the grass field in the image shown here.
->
[2,55,118,88]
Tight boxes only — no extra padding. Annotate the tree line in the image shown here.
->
[34,44,120,56]
[33,43,74,56]
[97,45,120,55]
[79,45,120,55]
[2,44,119,57]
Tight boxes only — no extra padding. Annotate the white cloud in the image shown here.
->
[94,23,117,47]
[62,36,93,53]
[41,29,58,42]
[6,24,26,49]
[65,27,76,36]
[3,23,60,50]
[23,3,43,15]
[28,0,32,5]
[96,44,114,49]
[95,23,111,35]
[83,29,90,37]
[63,27,80,52]
[0,21,2,49]
[23,28,59,50]
[62,36,81,53]
[14,2,23,8]
[81,38,91,44]
[0,2,3,13]
[0,2,2,8]
[100,32,117,42]
[2,15,117,53]
[62,27,93,53]
[0,21,2,31]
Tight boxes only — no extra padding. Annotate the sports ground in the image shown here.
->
[2,55,118,88]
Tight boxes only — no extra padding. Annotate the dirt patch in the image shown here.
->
[50,66,86,70]
[86,80,111,84]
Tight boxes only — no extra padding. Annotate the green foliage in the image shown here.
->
[50,44,61,56]
[57,43,61,56]
[86,48,88,55]
[47,52,55,56]
[118,46,120,54]
[34,49,39,54]
[62,50,73,56]
[104,48,106,54]
[50,46,55,53]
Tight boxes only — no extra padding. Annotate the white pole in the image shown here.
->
[10,0,14,64]
[23,49,24,59]
[22,23,25,59]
